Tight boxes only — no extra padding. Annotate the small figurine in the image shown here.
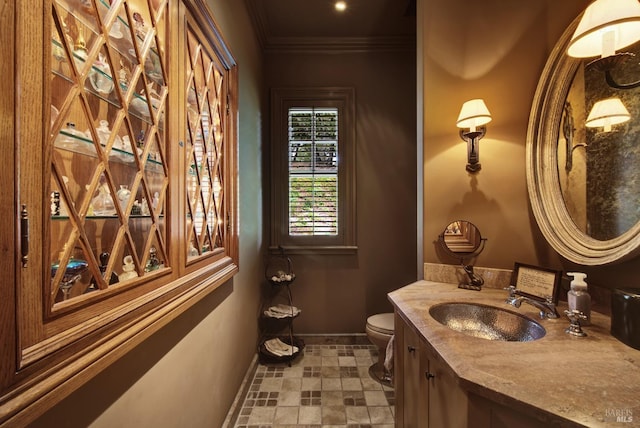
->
[133,12,146,40]
[136,129,145,149]
[119,255,138,281]
[145,246,161,272]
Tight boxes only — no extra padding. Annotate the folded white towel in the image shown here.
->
[264,338,299,356]
[264,304,301,318]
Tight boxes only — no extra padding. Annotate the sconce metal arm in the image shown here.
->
[590,53,640,90]
[563,102,588,172]
[459,126,486,173]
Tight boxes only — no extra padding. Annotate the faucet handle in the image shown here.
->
[504,285,516,296]
[564,309,587,337]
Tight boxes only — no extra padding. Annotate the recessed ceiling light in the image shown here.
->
[335,1,347,12]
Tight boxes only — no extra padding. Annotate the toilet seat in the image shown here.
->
[366,313,394,335]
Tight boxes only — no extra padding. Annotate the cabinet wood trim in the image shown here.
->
[1,260,237,426]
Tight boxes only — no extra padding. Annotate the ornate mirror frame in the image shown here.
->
[526,14,640,265]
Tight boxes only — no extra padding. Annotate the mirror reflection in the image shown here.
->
[438,220,486,291]
[558,39,640,241]
[441,220,484,254]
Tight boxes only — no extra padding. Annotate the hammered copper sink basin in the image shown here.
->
[428,302,546,342]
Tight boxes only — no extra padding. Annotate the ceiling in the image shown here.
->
[244,0,416,52]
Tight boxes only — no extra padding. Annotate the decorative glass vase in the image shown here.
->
[117,185,131,211]
[92,185,116,216]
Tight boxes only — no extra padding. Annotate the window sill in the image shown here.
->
[268,245,358,255]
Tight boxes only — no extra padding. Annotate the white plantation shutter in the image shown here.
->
[288,108,338,236]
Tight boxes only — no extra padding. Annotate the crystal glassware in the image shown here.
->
[51,258,88,300]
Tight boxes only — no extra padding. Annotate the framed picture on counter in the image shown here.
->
[511,262,562,304]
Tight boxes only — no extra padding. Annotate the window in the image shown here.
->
[270,88,356,253]
[288,108,338,236]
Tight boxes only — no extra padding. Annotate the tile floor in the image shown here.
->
[229,340,395,427]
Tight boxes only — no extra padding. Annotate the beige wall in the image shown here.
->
[422,0,589,268]
[263,51,418,333]
[32,1,264,426]
[421,0,640,305]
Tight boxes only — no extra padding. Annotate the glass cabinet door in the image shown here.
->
[4,0,238,422]
[49,0,169,311]
[184,23,230,263]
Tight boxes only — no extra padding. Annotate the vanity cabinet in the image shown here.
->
[395,312,560,428]
[394,312,468,428]
[2,0,238,425]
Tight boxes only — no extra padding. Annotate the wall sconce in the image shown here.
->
[456,99,492,173]
[565,97,630,171]
[586,97,630,131]
[563,102,583,172]
[567,0,640,89]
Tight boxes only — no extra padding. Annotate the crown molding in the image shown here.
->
[263,36,416,54]
[244,0,415,54]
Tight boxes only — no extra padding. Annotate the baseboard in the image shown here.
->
[222,353,259,427]
[297,333,371,345]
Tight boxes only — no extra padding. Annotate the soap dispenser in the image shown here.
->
[567,272,591,325]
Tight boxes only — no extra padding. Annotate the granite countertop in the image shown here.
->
[389,280,640,427]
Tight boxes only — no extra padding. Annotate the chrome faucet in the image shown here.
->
[504,286,559,319]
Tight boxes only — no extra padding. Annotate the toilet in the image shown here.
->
[365,313,394,386]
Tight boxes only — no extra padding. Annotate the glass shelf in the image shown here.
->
[53,129,164,172]
[51,214,164,220]
[51,38,166,127]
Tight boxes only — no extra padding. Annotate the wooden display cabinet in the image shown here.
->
[1,0,238,425]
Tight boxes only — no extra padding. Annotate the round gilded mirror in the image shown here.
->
[439,220,485,257]
[527,11,640,265]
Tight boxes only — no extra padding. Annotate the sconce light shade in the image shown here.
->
[456,99,492,132]
[586,97,630,131]
[456,99,491,173]
[568,0,640,58]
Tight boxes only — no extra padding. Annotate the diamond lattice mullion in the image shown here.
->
[149,0,167,23]
[51,7,78,84]
[194,198,206,242]
[212,67,224,110]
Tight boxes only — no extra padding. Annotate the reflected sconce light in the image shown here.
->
[586,97,631,131]
[567,0,640,89]
[456,99,492,173]
[566,97,630,171]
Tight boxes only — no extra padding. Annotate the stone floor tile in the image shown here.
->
[364,390,389,406]
[246,407,276,425]
[274,406,299,424]
[322,356,340,366]
[361,377,383,391]
[321,366,341,378]
[321,377,343,391]
[338,356,357,367]
[278,390,301,406]
[301,377,321,391]
[321,348,339,357]
[322,405,347,425]
[258,377,283,392]
[321,390,344,406]
[282,377,302,391]
[298,406,322,424]
[345,406,370,424]
[341,378,363,391]
[368,405,394,424]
